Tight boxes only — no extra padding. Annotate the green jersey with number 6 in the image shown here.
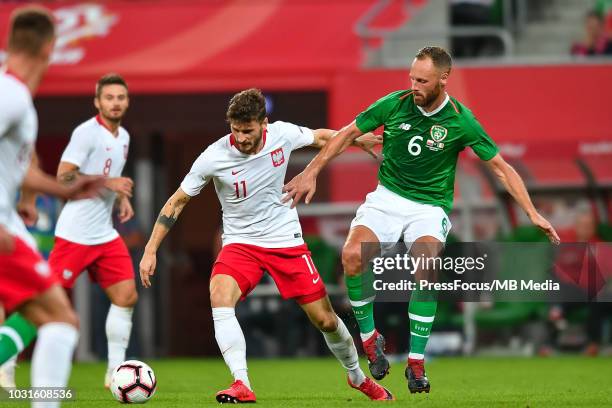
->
[355,90,498,214]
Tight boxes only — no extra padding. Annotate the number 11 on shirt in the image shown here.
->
[234,180,247,198]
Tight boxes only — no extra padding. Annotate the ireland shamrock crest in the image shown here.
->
[430,125,448,142]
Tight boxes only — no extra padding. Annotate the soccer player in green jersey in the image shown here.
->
[283,46,560,394]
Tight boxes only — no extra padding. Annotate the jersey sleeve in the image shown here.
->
[355,90,405,133]
[274,121,314,151]
[60,127,94,167]
[180,146,216,197]
[0,90,28,137]
[462,113,499,161]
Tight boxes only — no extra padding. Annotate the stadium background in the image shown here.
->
[1,0,611,401]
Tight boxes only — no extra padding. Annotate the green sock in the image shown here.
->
[408,299,437,359]
[0,313,37,364]
[345,271,376,338]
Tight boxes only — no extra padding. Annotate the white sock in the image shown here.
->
[1,355,17,369]
[408,352,425,360]
[106,305,133,373]
[212,307,251,390]
[322,315,366,386]
[31,323,78,408]
[360,330,376,343]
[0,355,17,387]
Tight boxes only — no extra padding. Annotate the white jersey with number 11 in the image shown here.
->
[181,120,314,248]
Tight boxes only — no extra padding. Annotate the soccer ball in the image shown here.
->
[110,360,157,404]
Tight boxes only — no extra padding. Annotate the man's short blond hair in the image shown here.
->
[415,46,452,73]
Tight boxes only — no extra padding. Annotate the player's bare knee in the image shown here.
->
[18,303,45,328]
[111,290,138,308]
[321,314,338,332]
[124,290,139,308]
[308,309,338,333]
[209,275,241,307]
[209,287,235,308]
[63,307,80,328]
[52,295,79,327]
[342,246,362,277]
[24,302,79,328]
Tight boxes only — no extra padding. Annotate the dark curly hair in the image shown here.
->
[226,88,266,123]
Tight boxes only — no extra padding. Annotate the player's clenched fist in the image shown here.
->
[282,170,317,208]
[139,251,157,288]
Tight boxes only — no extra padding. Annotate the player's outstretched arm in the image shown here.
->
[353,132,383,159]
[283,121,364,208]
[140,187,192,288]
[58,161,134,198]
[22,154,104,201]
[485,153,560,244]
[57,161,82,185]
[311,129,382,159]
[310,129,336,149]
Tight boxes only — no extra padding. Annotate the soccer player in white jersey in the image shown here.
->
[139,88,393,402]
[0,7,103,405]
[47,73,137,388]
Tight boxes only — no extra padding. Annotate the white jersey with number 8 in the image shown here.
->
[55,116,130,245]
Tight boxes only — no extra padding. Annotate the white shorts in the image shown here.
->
[350,184,452,244]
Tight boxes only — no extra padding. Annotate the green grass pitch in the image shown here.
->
[5,357,612,407]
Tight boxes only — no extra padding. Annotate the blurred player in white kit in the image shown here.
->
[0,6,102,406]
[48,73,137,388]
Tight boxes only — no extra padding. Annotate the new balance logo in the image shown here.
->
[399,123,411,131]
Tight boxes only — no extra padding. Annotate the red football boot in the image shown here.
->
[215,380,256,403]
[348,376,395,401]
[362,330,390,380]
[405,358,430,394]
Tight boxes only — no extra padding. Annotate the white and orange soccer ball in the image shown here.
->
[110,360,157,404]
